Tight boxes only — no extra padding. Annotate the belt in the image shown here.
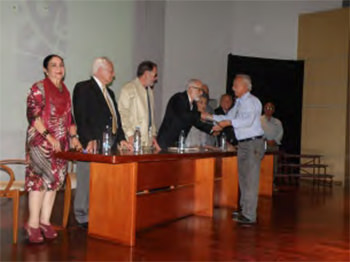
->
[238,135,263,143]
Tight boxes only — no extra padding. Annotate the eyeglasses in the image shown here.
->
[265,106,274,110]
[191,86,204,92]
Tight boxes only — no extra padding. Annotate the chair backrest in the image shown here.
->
[0,159,27,196]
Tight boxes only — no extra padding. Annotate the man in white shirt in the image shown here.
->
[261,102,283,151]
[261,102,283,185]
[202,74,264,224]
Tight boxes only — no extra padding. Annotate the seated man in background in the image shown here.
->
[186,94,216,147]
[260,102,283,152]
[157,79,220,149]
[215,94,237,146]
[261,102,283,184]
[201,83,215,114]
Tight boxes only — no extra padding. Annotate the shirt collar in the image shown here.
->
[135,77,151,92]
[93,76,104,91]
[186,91,194,110]
[263,115,274,122]
[187,91,193,104]
[237,91,250,102]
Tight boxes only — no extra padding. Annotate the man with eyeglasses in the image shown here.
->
[157,79,221,149]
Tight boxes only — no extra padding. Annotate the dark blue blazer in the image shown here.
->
[157,91,213,149]
[73,78,126,149]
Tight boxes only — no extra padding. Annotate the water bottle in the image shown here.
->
[178,130,185,151]
[133,126,141,153]
[102,125,112,155]
[220,132,227,151]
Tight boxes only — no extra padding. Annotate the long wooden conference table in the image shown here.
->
[56,149,273,246]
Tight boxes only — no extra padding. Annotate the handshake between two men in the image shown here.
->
[201,112,232,136]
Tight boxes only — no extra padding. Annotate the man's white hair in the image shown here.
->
[236,74,252,91]
[92,57,112,75]
[186,78,202,89]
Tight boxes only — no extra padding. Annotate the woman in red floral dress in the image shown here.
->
[25,54,82,243]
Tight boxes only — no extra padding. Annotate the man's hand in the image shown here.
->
[71,137,83,152]
[201,112,213,121]
[119,140,133,151]
[47,135,61,152]
[212,131,221,136]
[152,137,161,152]
[212,125,223,132]
[128,136,134,145]
[218,120,232,128]
[86,140,97,154]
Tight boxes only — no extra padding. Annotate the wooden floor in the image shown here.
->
[1,183,349,261]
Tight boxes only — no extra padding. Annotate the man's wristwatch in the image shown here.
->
[70,134,79,139]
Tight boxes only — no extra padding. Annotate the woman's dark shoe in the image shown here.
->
[24,223,44,243]
[39,223,58,239]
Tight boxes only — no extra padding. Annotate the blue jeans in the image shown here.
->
[237,138,265,221]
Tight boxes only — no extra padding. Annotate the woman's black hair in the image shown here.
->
[43,54,64,69]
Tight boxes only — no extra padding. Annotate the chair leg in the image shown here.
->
[62,175,72,228]
[12,191,20,244]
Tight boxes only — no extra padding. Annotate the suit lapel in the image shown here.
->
[91,78,120,130]
[135,79,147,111]
[182,91,191,111]
[90,78,106,106]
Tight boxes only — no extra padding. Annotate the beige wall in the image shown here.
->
[161,0,342,118]
[298,8,350,183]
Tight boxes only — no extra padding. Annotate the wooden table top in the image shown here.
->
[55,148,237,164]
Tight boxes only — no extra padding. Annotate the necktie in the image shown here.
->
[146,87,152,128]
[102,86,117,134]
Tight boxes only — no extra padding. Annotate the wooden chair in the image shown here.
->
[62,161,76,228]
[0,159,76,243]
[0,159,27,244]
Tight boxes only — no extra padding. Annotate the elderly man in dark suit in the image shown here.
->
[157,79,220,149]
[72,57,132,228]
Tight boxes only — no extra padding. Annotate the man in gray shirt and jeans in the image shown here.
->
[202,74,264,224]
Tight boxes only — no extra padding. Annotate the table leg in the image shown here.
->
[89,162,138,246]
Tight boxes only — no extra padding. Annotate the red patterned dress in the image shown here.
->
[25,78,73,191]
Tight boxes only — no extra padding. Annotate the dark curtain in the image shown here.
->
[226,54,304,155]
